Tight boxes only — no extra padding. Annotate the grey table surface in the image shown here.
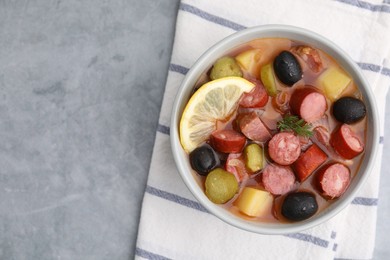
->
[0,0,388,259]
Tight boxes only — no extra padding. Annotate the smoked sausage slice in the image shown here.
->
[293,143,328,182]
[225,153,248,182]
[268,132,301,165]
[291,46,324,73]
[238,112,272,142]
[290,87,327,123]
[239,78,269,108]
[330,124,364,159]
[317,163,351,199]
[210,129,246,153]
[262,164,296,195]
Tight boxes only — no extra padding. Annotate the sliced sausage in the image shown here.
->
[314,126,330,146]
[262,164,296,195]
[210,129,246,153]
[272,91,290,114]
[311,116,331,146]
[268,132,301,165]
[298,135,313,152]
[239,78,269,108]
[290,87,327,123]
[238,112,272,142]
[330,124,364,159]
[291,46,324,73]
[293,144,328,182]
[225,153,248,182]
[317,163,351,199]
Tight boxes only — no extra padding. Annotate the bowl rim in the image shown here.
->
[170,24,380,235]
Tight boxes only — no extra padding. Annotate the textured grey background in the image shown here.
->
[0,0,388,259]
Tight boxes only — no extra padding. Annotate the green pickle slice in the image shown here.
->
[210,56,243,80]
[205,168,239,204]
[260,63,278,97]
[244,143,264,173]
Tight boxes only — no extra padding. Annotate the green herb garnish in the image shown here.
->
[277,115,313,137]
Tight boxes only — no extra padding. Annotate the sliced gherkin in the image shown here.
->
[205,168,238,204]
[244,143,264,173]
[260,63,278,97]
[210,56,242,80]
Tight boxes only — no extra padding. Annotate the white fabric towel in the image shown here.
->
[136,0,390,259]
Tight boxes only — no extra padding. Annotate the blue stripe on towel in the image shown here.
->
[357,62,390,76]
[356,62,381,72]
[334,0,390,13]
[284,233,329,248]
[169,63,188,75]
[135,247,171,260]
[169,63,189,75]
[382,67,390,76]
[146,185,209,213]
[157,124,170,135]
[351,197,378,206]
[179,3,246,31]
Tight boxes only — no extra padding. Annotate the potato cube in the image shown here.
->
[237,187,273,217]
[235,49,262,77]
[318,67,352,101]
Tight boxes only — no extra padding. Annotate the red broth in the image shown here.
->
[183,38,366,223]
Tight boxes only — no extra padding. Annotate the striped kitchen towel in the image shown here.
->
[136,0,390,259]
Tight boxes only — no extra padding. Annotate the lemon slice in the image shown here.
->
[180,76,255,153]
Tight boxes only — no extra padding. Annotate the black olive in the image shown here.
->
[189,144,220,176]
[281,192,318,221]
[273,51,303,86]
[332,97,366,124]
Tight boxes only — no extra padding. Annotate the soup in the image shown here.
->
[179,38,366,223]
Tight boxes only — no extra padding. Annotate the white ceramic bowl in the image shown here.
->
[170,25,379,234]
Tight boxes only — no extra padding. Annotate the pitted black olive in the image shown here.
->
[273,51,303,86]
[332,97,366,124]
[189,144,220,176]
[281,192,318,221]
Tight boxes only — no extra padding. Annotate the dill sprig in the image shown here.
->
[277,115,313,137]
